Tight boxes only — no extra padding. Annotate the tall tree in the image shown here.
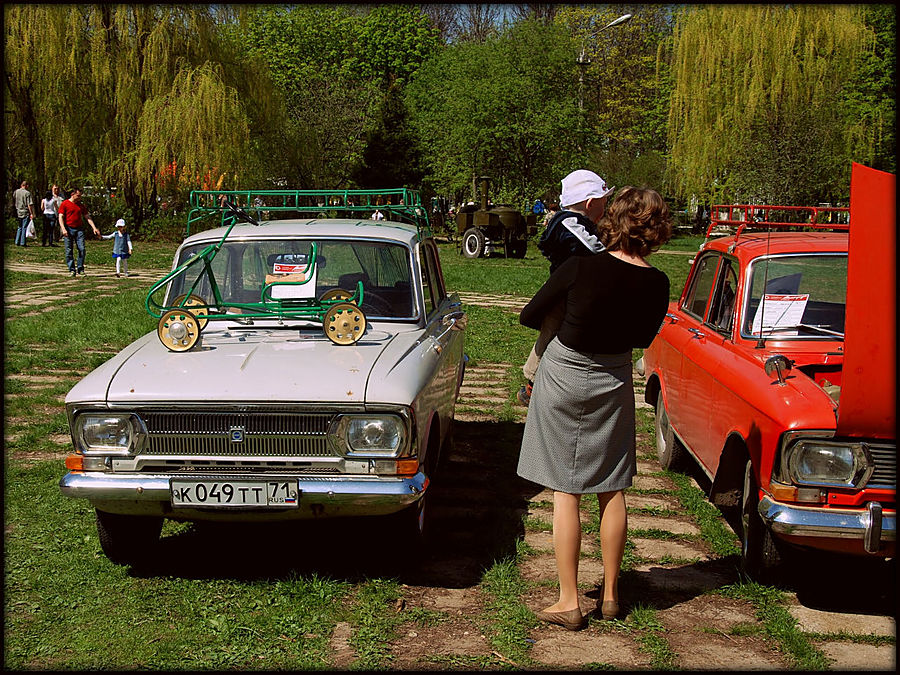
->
[242,5,439,188]
[4,5,278,224]
[554,5,673,192]
[420,4,462,43]
[455,4,503,43]
[666,5,877,204]
[509,4,558,26]
[406,19,582,208]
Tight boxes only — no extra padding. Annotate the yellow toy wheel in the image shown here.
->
[158,309,201,352]
[171,294,209,329]
[318,288,354,304]
[323,302,366,345]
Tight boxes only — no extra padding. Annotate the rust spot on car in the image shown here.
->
[347,390,353,396]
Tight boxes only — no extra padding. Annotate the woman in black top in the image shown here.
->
[517,187,672,630]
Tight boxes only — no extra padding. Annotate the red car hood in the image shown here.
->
[836,164,895,439]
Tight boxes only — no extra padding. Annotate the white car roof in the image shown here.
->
[182,218,422,248]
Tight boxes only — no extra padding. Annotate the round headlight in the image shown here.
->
[787,440,872,487]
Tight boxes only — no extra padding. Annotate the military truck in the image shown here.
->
[456,177,536,258]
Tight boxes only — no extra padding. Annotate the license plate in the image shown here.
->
[170,479,299,508]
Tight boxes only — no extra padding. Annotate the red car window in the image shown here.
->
[682,254,719,320]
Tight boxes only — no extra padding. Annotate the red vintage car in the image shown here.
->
[639,163,895,580]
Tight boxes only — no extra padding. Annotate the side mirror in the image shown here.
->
[764,354,793,384]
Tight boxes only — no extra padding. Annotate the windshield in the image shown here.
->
[742,254,847,339]
[168,238,415,319]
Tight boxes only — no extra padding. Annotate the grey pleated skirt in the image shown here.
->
[517,337,636,494]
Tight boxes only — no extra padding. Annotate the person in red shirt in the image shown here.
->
[58,187,100,277]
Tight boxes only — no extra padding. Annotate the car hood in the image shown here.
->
[838,164,895,439]
[95,327,399,404]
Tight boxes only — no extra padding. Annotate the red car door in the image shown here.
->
[663,253,722,469]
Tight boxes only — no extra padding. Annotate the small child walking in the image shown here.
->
[102,218,134,277]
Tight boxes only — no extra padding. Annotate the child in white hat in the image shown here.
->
[101,218,134,277]
[518,169,614,405]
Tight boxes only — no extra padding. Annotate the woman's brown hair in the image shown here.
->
[600,186,673,258]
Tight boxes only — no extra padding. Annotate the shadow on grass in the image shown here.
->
[129,420,542,588]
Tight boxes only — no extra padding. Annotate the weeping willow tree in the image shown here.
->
[4,5,279,224]
[666,5,876,205]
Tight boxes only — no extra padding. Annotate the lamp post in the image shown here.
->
[577,13,632,111]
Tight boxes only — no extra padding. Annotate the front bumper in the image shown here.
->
[59,471,427,521]
[760,496,896,554]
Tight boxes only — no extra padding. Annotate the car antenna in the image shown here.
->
[755,213,771,349]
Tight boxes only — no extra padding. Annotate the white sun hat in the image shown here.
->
[115,218,126,228]
[559,170,614,208]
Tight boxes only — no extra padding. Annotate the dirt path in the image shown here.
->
[5,265,893,670]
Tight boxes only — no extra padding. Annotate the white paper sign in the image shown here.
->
[751,294,809,336]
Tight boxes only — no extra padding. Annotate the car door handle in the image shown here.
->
[688,327,705,338]
[666,313,678,322]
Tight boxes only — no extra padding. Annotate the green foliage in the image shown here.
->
[406,19,583,209]
[4,5,279,225]
[555,6,674,190]
[240,5,439,188]
[843,5,896,174]
[666,5,877,204]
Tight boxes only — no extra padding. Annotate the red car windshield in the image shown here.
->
[742,253,847,339]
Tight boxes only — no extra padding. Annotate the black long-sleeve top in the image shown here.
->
[520,252,670,354]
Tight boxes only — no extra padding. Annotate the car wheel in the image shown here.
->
[387,493,430,549]
[95,510,163,566]
[509,239,527,258]
[461,228,485,258]
[740,460,784,583]
[655,395,689,472]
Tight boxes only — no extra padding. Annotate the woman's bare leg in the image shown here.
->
[597,490,627,602]
[543,491,582,612]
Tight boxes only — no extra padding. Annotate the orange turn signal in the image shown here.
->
[65,454,84,471]
[396,458,419,476]
[769,482,798,502]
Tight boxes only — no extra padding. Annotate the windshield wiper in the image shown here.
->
[795,324,845,338]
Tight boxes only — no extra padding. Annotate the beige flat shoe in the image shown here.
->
[598,583,620,620]
[534,607,587,631]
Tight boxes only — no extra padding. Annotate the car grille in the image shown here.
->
[867,442,896,489]
[141,411,334,458]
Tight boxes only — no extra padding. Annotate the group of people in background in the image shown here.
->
[10,180,133,278]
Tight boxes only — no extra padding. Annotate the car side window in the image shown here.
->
[707,259,738,334]
[682,254,719,320]
[419,242,444,317]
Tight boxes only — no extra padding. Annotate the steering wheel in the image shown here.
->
[361,292,394,317]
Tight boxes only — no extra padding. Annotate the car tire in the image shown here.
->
[461,228,485,258]
[387,493,430,549]
[96,509,163,566]
[509,239,527,258]
[740,460,785,583]
[655,395,690,472]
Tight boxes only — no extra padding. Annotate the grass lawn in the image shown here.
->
[3,231,745,670]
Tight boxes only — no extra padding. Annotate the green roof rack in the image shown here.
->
[185,188,431,238]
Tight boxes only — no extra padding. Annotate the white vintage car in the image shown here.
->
[59,190,467,565]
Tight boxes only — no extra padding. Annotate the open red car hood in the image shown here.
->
[836,163,895,439]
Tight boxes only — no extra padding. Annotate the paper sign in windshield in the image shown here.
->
[266,262,316,300]
[751,293,809,336]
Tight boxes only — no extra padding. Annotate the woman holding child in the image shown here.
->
[517,182,673,630]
